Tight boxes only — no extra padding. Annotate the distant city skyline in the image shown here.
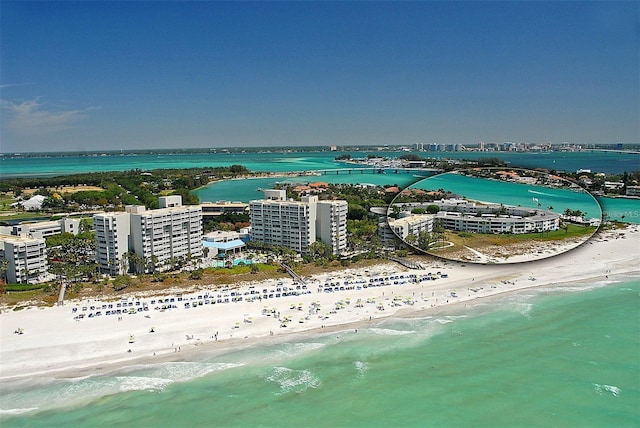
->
[1,1,638,153]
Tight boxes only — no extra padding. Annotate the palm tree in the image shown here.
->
[0,258,9,284]
[119,256,129,276]
[145,255,159,274]
[126,252,143,274]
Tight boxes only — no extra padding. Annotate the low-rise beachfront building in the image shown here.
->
[200,201,249,217]
[387,214,434,240]
[203,230,248,257]
[626,186,640,197]
[0,234,48,284]
[389,199,560,237]
[93,196,203,275]
[11,218,81,239]
[249,191,348,255]
[434,211,559,234]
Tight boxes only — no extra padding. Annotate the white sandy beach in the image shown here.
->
[1,225,638,383]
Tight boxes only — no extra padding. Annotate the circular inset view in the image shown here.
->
[386,168,603,264]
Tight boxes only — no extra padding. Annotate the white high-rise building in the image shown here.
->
[93,212,131,275]
[93,196,203,275]
[249,195,317,254]
[317,200,348,254]
[129,199,203,272]
[0,234,48,284]
[249,192,348,255]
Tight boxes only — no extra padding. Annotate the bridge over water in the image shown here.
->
[313,167,441,175]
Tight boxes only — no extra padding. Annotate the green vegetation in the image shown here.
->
[0,192,16,211]
[202,213,250,233]
[4,283,47,292]
[0,165,251,212]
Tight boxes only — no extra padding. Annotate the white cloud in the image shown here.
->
[1,97,97,135]
[0,82,34,89]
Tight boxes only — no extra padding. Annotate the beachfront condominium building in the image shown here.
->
[129,200,203,272]
[388,214,435,240]
[391,199,560,235]
[316,200,348,254]
[434,211,559,234]
[93,212,131,276]
[0,234,48,284]
[250,195,317,254]
[93,196,203,275]
[249,192,348,255]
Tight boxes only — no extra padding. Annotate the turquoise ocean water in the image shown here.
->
[2,277,638,427]
[0,150,639,426]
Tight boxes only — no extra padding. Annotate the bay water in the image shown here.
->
[1,150,638,178]
[410,173,602,220]
[1,277,638,427]
[1,149,638,222]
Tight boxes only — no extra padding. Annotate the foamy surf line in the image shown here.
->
[0,226,637,386]
[265,367,321,395]
[0,408,39,416]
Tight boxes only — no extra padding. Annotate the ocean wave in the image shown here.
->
[134,362,244,382]
[538,285,601,294]
[354,361,369,377]
[278,342,326,357]
[0,377,121,417]
[432,315,467,325]
[0,365,232,416]
[265,367,321,395]
[369,328,415,336]
[593,383,621,397]
[515,302,533,318]
[117,376,174,392]
[0,407,39,415]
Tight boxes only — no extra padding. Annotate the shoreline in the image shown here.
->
[1,225,638,384]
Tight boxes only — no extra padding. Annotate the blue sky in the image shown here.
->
[1,1,638,153]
